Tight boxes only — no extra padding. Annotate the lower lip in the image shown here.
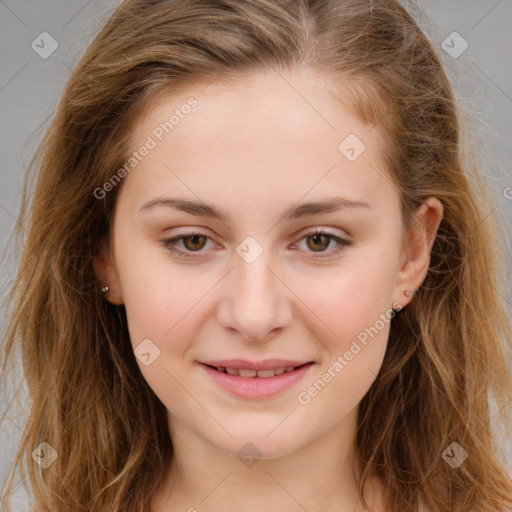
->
[200,363,315,399]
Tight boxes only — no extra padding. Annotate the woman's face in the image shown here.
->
[97,68,440,459]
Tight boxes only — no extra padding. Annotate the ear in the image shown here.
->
[93,237,124,305]
[393,197,444,308]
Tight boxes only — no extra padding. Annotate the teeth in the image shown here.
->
[215,366,300,377]
[239,368,257,378]
[256,369,275,379]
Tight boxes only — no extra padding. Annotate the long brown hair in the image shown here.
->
[2,1,511,511]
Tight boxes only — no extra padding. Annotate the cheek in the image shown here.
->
[116,251,203,410]
[294,267,394,414]
[113,236,191,351]
[290,249,398,411]
[294,251,398,353]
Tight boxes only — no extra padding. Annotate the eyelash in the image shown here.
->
[160,229,352,259]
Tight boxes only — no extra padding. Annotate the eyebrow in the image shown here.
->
[138,196,372,222]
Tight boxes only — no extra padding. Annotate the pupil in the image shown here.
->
[186,235,204,250]
[310,234,328,251]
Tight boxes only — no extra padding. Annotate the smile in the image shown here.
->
[199,362,315,399]
[209,365,301,378]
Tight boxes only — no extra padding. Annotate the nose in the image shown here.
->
[216,242,293,343]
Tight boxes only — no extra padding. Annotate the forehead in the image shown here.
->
[122,69,396,214]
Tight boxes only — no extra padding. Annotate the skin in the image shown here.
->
[94,68,443,512]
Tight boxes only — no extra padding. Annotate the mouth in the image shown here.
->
[199,361,315,399]
[203,363,310,378]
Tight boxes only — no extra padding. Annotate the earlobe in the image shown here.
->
[394,197,444,307]
[92,238,124,305]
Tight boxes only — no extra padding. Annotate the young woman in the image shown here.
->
[1,1,511,511]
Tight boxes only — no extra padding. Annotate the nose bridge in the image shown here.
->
[236,241,274,298]
[218,235,291,342]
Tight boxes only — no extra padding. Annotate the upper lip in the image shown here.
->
[199,359,313,371]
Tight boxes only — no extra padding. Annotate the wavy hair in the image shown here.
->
[1,0,511,511]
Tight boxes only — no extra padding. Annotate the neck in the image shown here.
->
[151,409,387,512]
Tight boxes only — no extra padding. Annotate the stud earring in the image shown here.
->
[101,285,109,294]
[404,289,415,297]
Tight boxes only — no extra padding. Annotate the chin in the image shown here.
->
[213,432,305,463]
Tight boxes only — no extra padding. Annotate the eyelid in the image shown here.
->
[160,230,220,258]
[290,228,352,258]
[160,227,352,259]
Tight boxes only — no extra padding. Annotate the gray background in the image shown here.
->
[1,0,511,509]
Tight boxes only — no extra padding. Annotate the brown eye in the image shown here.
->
[306,233,330,252]
[294,229,352,258]
[161,229,351,260]
[160,232,215,258]
[182,234,208,251]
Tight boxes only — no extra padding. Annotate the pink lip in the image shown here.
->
[199,362,315,399]
[200,358,311,371]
